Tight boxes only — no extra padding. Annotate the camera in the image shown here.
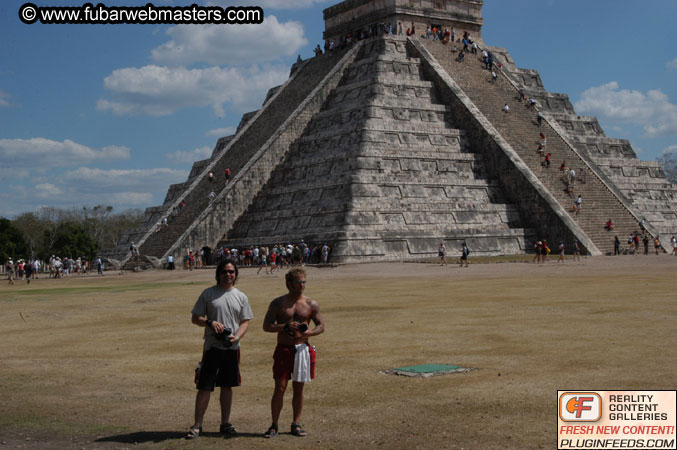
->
[283,322,308,336]
[214,328,233,347]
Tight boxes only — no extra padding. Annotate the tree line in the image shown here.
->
[0,206,143,263]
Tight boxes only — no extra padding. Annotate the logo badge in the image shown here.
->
[559,392,602,422]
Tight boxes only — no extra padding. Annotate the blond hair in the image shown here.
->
[285,267,306,285]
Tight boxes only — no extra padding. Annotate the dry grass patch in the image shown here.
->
[1,256,676,449]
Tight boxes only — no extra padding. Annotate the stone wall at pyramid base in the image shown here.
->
[224,232,529,263]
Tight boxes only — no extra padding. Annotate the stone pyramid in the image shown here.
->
[111,0,677,265]
[224,37,534,261]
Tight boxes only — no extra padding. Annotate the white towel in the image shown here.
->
[292,343,311,383]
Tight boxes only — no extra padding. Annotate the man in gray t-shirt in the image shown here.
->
[186,259,253,440]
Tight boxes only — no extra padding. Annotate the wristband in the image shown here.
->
[206,319,213,328]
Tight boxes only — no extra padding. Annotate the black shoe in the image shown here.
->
[263,424,278,438]
[219,422,237,437]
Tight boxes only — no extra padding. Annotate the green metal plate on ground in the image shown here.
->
[394,363,461,374]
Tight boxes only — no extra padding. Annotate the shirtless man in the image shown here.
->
[262,268,325,438]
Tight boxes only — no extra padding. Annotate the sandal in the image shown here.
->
[219,422,237,436]
[185,425,202,440]
[264,424,278,438]
[291,422,307,437]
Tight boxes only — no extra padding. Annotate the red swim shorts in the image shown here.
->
[272,344,315,381]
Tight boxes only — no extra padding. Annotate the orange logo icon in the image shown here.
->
[559,392,602,422]
[566,396,594,418]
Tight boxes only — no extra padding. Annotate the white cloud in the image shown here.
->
[99,13,300,119]
[661,145,677,156]
[575,82,677,138]
[60,167,186,191]
[659,146,677,182]
[666,58,677,71]
[2,188,153,217]
[109,192,155,205]
[97,64,288,117]
[0,89,10,107]
[0,138,130,177]
[0,167,187,217]
[208,0,331,10]
[0,167,29,181]
[206,126,236,137]
[152,16,308,66]
[35,183,63,198]
[607,125,625,135]
[167,146,212,164]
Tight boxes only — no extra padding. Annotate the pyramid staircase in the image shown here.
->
[496,60,677,241]
[114,45,361,266]
[415,38,655,255]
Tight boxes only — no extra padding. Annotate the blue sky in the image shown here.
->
[1,0,676,218]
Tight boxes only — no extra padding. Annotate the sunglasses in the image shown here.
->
[220,269,236,275]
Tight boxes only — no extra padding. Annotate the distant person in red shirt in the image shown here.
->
[605,219,614,231]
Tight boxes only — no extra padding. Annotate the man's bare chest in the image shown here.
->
[278,302,311,323]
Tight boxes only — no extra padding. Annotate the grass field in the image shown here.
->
[1,255,676,449]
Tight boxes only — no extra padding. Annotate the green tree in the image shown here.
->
[7,206,144,260]
[14,212,47,260]
[101,208,144,252]
[49,222,98,260]
[35,207,69,258]
[82,205,113,252]
[0,218,29,262]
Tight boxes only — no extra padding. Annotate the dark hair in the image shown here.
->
[215,259,238,284]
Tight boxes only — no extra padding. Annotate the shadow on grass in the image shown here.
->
[94,430,262,444]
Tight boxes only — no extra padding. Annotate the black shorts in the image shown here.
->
[197,347,241,391]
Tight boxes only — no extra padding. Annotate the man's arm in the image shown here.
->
[262,298,285,333]
[191,313,227,334]
[229,319,250,345]
[191,313,206,326]
[304,300,325,337]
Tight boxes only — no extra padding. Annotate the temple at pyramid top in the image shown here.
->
[323,0,483,43]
